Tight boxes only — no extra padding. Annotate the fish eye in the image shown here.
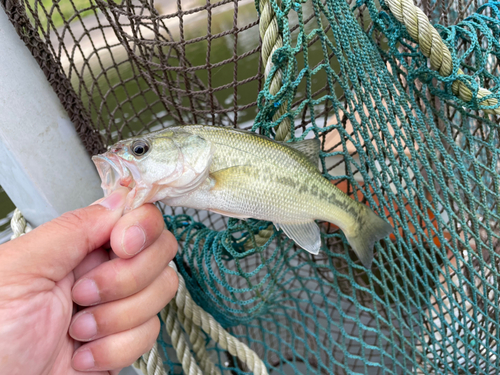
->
[131,140,150,157]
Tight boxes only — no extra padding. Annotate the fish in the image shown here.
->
[92,125,393,267]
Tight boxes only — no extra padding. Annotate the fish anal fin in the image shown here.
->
[276,221,321,255]
[280,138,321,168]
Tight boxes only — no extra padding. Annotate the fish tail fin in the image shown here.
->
[344,205,393,268]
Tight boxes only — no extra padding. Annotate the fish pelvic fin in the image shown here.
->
[344,205,393,268]
[209,208,250,220]
[276,221,321,255]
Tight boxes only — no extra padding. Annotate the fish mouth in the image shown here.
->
[92,154,136,197]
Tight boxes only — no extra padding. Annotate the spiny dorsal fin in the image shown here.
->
[281,138,321,168]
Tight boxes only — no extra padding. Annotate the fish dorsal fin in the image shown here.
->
[276,221,321,255]
[281,138,321,168]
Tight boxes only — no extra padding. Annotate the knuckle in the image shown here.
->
[145,203,162,220]
[54,210,89,232]
[111,260,138,297]
[95,259,133,302]
[52,210,94,251]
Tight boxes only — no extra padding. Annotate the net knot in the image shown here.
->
[271,46,292,69]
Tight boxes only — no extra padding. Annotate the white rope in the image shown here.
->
[258,0,292,142]
[10,209,31,239]
[135,265,268,375]
[168,261,269,375]
[133,343,167,375]
[136,259,269,375]
[158,301,204,375]
[385,0,500,114]
[135,258,270,375]
[173,301,222,375]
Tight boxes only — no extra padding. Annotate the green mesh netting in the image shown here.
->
[159,2,500,374]
[3,0,500,372]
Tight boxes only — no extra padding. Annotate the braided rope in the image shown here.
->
[247,224,275,249]
[385,0,500,114]
[160,302,204,375]
[133,343,167,375]
[251,0,294,248]
[10,209,31,240]
[170,261,269,375]
[175,301,223,375]
[259,0,292,142]
[137,265,268,375]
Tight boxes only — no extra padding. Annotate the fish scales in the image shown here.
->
[92,125,393,267]
[184,126,359,225]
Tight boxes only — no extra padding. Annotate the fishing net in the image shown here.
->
[2,0,500,372]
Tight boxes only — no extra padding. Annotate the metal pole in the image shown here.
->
[0,10,102,227]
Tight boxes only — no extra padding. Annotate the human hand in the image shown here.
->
[0,187,178,374]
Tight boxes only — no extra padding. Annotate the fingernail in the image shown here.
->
[70,312,98,341]
[73,349,95,370]
[99,189,126,210]
[123,225,146,255]
[72,278,100,306]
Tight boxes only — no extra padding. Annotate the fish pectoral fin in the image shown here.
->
[276,221,322,255]
[208,166,257,220]
[280,138,321,168]
[210,165,257,188]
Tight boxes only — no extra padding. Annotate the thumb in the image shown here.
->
[1,187,130,281]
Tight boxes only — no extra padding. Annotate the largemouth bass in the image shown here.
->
[92,125,392,267]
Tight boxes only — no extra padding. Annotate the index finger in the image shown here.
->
[109,203,165,259]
